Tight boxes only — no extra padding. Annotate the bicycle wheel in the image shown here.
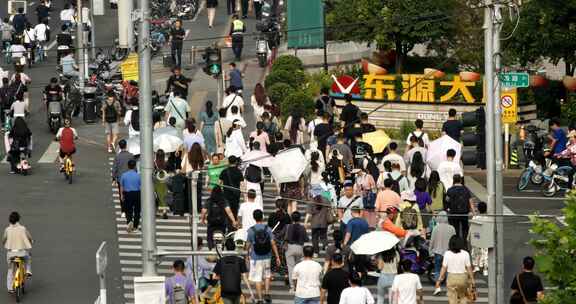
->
[542,181,558,197]
[15,286,21,302]
[517,169,531,191]
[68,171,73,184]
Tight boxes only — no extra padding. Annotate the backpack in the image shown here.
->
[318,96,334,116]
[220,256,243,295]
[251,226,272,255]
[245,164,262,183]
[207,199,226,226]
[171,278,188,304]
[131,109,140,131]
[400,202,419,230]
[411,131,424,142]
[387,174,403,194]
[449,188,470,214]
[104,103,118,123]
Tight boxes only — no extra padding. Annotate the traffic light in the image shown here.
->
[461,107,486,169]
[202,47,222,77]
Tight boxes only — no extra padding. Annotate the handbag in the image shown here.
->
[466,283,478,302]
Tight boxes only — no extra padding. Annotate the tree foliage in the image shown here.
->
[280,91,315,121]
[529,191,576,303]
[326,0,457,73]
[504,0,576,76]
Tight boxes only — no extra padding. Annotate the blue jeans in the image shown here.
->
[434,254,444,282]
[377,273,395,304]
[294,297,320,304]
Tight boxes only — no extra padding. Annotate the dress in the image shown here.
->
[206,0,218,8]
[200,111,219,155]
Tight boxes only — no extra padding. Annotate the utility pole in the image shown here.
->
[76,0,85,92]
[90,0,97,59]
[322,0,328,72]
[493,3,505,303]
[483,1,497,303]
[137,0,157,276]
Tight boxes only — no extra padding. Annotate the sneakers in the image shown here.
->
[127,221,134,232]
[264,294,272,303]
[473,266,480,273]
[433,287,442,296]
[121,212,126,218]
[483,269,488,276]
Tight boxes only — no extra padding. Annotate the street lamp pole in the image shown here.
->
[138,0,157,276]
[322,0,328,72]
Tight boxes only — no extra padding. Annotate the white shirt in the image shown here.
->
[60,9,75,22]
[292,259,323,299]
[223,93,244,117]
[307,117,323,138]
[442,250,471,274]
[405,130,430,147]
[226,113,247,128]
[437,160,463,189]
[381,152,406,172]
[24,29,36,44]
[339,286,374,304]
[225,129,247,158]
[10,44,26,58]
[338,195,362,224]
[390,273,422,304]
[10,101,27,117]
[34,23,49,41]
[164,96,190,126]
[123,109,140,138]
[238,202,262,230]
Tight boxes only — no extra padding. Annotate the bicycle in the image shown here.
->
[9,254,28,302]
[62,154,75,184]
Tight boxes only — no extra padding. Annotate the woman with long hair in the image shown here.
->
[224,120,247,158]
[249,121,270,152]
[8,117,32,174]
[376,248,399,304]
[284,112,306,145]
[408,151,428,191]
[414,177,432,231]
[199,100,219,155]
[183,119,205,152]
[428,170,445,212]
[251,83,271,122]
[154,149,169,218]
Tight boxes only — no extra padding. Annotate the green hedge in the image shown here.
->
[264,69,306,89]
[281,91,315,121]
[267,82,296,106]
[271,55,304,73]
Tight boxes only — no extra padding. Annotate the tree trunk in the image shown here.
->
[395,39,404,74]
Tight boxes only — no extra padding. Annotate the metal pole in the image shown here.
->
[138,0,157,276]
[322,1,328,72]
[99,271,107,304]
[90,0,96,59]
[77,0,85,93]
[483,2,497,304]
[191,170,199,259]
[493,4,505,303]
[127,0,134,50]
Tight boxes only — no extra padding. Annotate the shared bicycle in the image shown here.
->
[9,253,28,302]
[62,154,75,184]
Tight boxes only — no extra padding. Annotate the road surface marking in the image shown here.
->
[1,156,6,164]
[38,141,60,163]
[503,195,565,201]
[46,40,57,51]
[28,2,35,6]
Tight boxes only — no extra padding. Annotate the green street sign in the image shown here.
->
[499,72,529,88]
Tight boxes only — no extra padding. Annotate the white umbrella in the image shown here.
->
[126,136,141,155]
[153,133,183,153]
[426,135,462,170]
[242,150,273,168]
[268,147,307,183]
[350,231,399,255]
[153,126,182,139]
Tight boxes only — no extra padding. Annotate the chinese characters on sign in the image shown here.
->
[500,89,518,124]
[363,74,479,103]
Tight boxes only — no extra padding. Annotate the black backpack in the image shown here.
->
[207,199,226,226]
[104,104,118,123]
[387,174,403,194]
[411,131,424,142]
[251,226,272,255]
[131,109,140,131]
[449,188,470,214]
[220,256,243,295]
[245,164,262,183]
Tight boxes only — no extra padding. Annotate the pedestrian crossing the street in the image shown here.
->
[110,158,489,303]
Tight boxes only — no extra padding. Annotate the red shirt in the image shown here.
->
[59,127,76,153]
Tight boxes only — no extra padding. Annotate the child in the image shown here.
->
[471,201,489,276]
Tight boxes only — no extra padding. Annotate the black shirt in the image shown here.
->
[321,268,350,304]
[170,28,186,44]
[57,33,73,47]
[445,185,471,214]
[284,223,309,245]
[44,85,63,102]
[213,255,248,297]
[219,167,244,201]
[361,123,376,133]
[36,5,50,19]
[267,210,291,238]
[442,119,463,142]
[165,75,190,97]
[267,142,284,156]
[313,123,333,155]
[510,272,543,302]
[340,103,360,127]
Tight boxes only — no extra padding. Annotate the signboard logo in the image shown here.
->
[331,75,361,97]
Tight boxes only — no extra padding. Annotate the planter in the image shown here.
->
[563,76,576,92]
[424,68,445,79]
[459,71,481,82]
[530,75,547,88]
[362,59,387,75]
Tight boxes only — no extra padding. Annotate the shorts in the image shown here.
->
[248,258,271,283]
[59,148,76,158]
[104,122,119,134]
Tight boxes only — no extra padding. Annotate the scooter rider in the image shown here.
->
[43,77,64,109]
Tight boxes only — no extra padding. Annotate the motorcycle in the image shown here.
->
[47,100,63,134]
[255,32,268,68]
[541,162,576,197]
[255,18,280,68]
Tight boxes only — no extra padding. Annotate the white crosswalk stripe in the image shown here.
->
[110,164,489,303]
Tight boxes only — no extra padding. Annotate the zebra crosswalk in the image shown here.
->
[110,159,489,303]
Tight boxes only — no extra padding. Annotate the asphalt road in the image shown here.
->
[0,1,124,303]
